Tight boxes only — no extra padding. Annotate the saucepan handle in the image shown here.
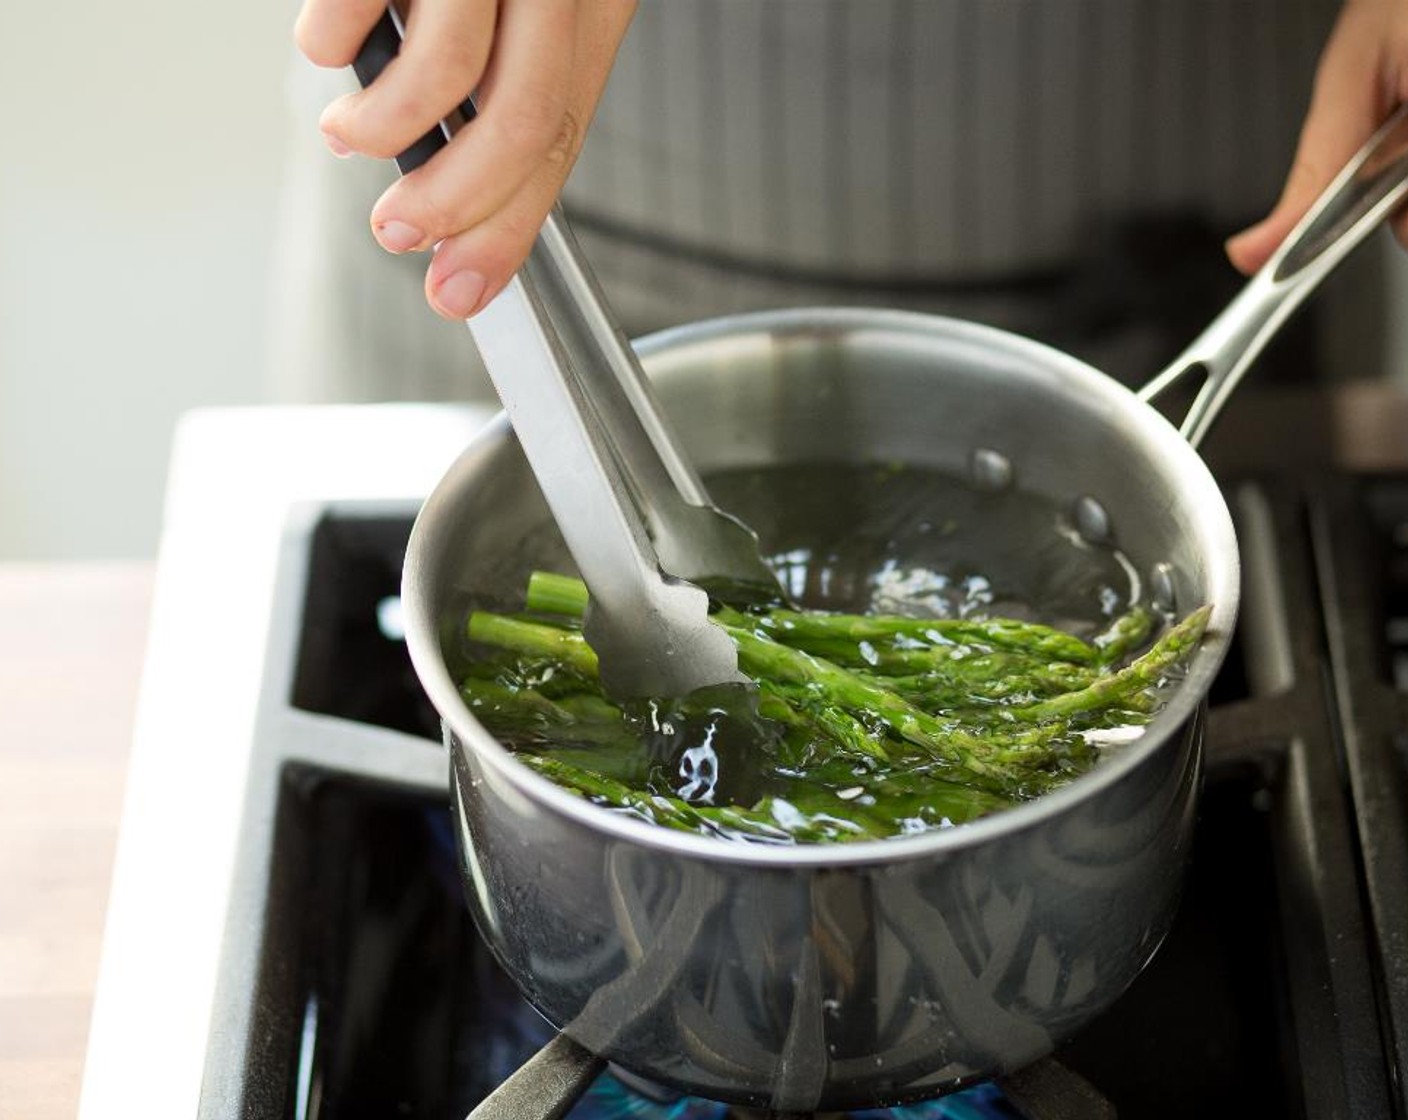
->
[1139,102,1408,450]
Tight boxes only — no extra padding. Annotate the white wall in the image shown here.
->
[0,0,295,558]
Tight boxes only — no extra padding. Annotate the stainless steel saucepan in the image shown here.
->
[401,109,1408,1116]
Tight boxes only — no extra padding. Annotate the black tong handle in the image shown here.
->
[351,7,477,176]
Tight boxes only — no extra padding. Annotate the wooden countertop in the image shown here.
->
[0,562,153,1120]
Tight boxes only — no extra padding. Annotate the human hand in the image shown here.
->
[1226,0,1408,275]
[295,0,636,319]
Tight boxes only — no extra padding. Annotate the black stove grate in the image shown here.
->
[1312,478,1408,1106]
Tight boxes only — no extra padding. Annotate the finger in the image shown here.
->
[421,122,590,319]
[367,0,581,254]
[1226,8,1386,275]
[320,0,499,162]
[420,0,638,315]
[294,0,388,68]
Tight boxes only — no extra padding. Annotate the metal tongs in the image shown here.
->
[354,9,780,698]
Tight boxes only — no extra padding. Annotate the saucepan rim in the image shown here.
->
[404,306,1239,868]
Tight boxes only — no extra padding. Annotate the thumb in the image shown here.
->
[1226,5,1386,276]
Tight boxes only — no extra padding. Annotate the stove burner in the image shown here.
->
[566,1071,1015,1119]
[263,505,1293,1119]
[184,477,1407,1120]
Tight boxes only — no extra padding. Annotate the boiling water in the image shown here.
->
[475,461,1155,842]
[708,462,1138,631]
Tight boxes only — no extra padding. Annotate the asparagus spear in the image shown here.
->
[1093,605,1156,665]
[462,651,602,699]
[717,605,1100,665]
[781,773,1011,831]
[1006,605,1212,722]
[719,623,1065,794]
[468,612,599,677]
[526,570,1100,665]
[525,570,590,618]
[847,670,1083,712]
[766,686,892,764]
[460,678,629,747]
[520,753,877,843]
[469,612,898,773]
[796,641,1098,694]
[472,608,1074,793]
[490,571,1214,841]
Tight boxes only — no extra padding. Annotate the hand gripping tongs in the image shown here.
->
[354,9,781,698]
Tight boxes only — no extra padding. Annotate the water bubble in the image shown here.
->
[1072,496,1113,544]
[970,448,1014,491]
[959,574,993,616]
[1150,562,1177,611]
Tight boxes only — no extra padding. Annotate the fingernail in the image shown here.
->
[321,128,353,158]
[374,219,425,254]
[433,270,488,318]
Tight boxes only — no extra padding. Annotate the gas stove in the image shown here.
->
[78,401,1408,1119]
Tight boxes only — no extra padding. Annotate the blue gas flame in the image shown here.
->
[565,1072,1019,1119]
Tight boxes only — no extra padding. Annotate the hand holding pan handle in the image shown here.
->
[1141,103,1408,449]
